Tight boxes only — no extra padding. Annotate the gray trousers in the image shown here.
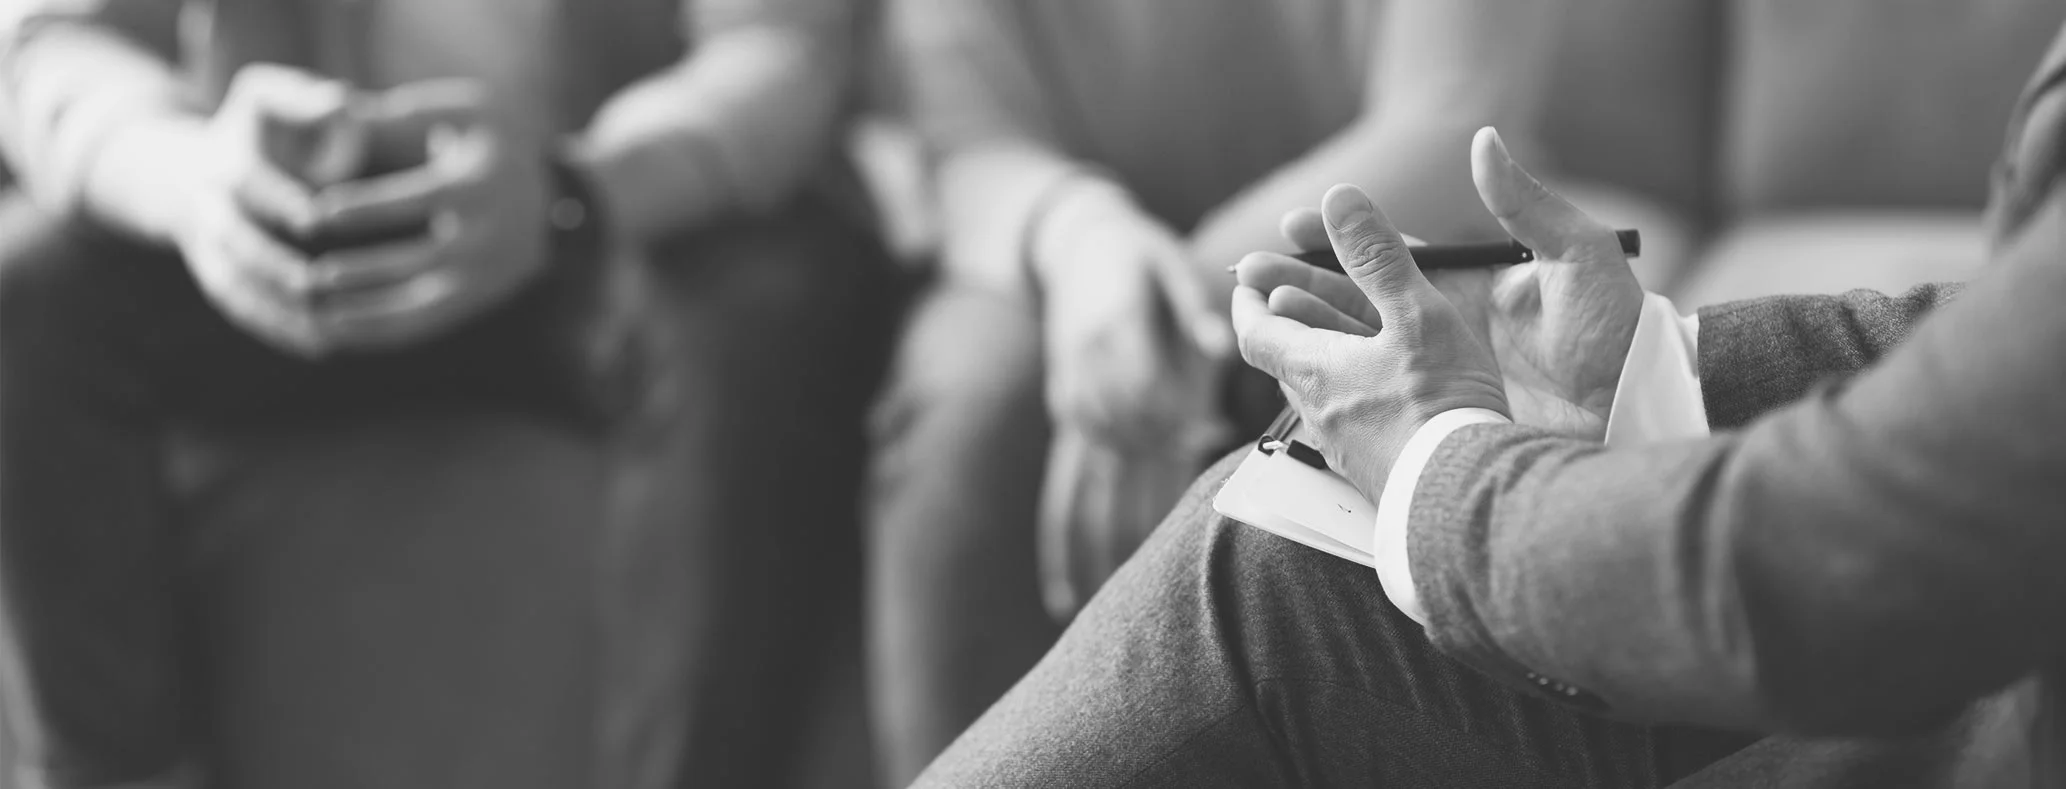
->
[0,191,898,788]
[912,450,1758,788]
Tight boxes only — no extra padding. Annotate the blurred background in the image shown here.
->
[0,0,2060,788]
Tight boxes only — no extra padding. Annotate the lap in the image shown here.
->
[919,450,1740,788]
[0,190,901,429]
[870,271,1044,434]
[637,195,902,426]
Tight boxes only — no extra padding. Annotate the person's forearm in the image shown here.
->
[575,26,851,245]
[1,22,203,241]
[930,140,1107,291]
[1411,221,2066,737]
[1696,284,1960,429]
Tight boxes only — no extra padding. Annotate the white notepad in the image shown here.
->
[1212,437,1377,569]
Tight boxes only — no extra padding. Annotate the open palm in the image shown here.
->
[1235,128,1642,439]
[1477,128,1642,437]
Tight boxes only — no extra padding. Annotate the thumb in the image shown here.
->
[1320,184,1443,328]
[1470,127,1620,262]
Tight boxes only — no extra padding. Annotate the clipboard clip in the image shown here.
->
[1256,406,1330,472]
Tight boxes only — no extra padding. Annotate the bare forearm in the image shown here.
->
[1,23,202,240]
[928,140,1103,290]
[576,27,850,244]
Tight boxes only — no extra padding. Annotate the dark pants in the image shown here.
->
[913,450,1758,788]
[0,191,899,787]
[867,276,1280,785]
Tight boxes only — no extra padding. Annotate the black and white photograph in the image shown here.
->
[0,0,2060,786]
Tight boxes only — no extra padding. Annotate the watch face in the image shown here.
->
[545,154,603,243]
[549,195,588,232]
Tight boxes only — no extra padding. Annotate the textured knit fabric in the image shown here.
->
[1694,284,1960,430]
[1401,23,2066,788]
[912,450,1755,789]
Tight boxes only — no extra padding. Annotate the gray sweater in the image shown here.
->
[1401,26,2066,789]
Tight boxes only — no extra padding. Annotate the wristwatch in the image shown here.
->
[544,144,607,262]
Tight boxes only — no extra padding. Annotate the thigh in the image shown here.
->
[864,274,1062,784]
[0,194,315,419]
[0,194,568,423]
[586,201,902,786]
[919,451,1732,789]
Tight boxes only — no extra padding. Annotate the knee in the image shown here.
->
[1117,451,1253,579]
[649,205,899,337]
[0,197,116,356]
[867,284,1046,464]
[1109,448,1368,622]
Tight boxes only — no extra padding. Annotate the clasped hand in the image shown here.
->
[173,64,553,357]
[1034,178,1232,452]
[1230,127,1644,502]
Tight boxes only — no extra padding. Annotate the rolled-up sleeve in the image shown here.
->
[0,0,184,213]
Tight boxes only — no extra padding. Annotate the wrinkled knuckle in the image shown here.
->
[1342,232,1411,272]
[1578,223,1621,255]
[1283,363,1328,401]
[1523,176,1562,207]
[1380,309,1424,344]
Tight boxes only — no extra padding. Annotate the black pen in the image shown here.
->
[1292,228,1642,272]
[1257,227,1643,473]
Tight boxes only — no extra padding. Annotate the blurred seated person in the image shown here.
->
[868,0,1569,779]
[911,23,2066,788]
[0,0,891,785]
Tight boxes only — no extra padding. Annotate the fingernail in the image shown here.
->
[1486,127,1520,172]
[1322,185,1376,231]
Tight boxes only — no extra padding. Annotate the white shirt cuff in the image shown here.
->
[1371,292,1708,627]
[1602,292,1710,445]
[1370,407,1510,627]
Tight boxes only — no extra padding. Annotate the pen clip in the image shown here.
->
[1257,406,1331,471]
[1258,406,1301,454]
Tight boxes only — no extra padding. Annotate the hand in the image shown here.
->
[1231,184,1508,501]
[303,79,554,352]
[1033,179,1232,451]
[1469,128,1642,436]
[168,63,357,357]
[1235,128,1642,438]
[1034,428,1199,619]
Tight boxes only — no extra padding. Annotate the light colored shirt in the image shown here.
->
[0,0,866,239]
[892,0,1383,290]
[1375,292,1709,625]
